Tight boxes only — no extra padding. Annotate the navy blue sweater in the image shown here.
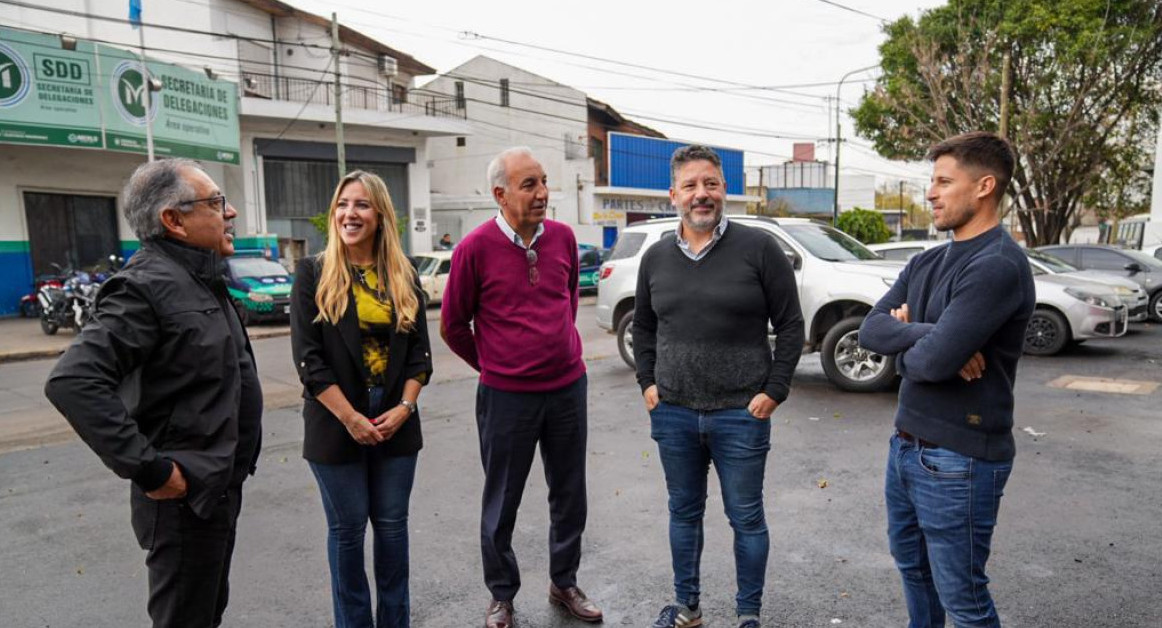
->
[860,226,1035,461]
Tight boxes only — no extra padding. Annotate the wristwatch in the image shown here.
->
[399,399,417,414]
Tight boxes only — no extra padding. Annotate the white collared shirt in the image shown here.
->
[676,215,729,261]
[495,212,545,250]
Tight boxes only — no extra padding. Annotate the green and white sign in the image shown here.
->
[0,28,240,164]
[99,43,240,164]
[0,29,104,149]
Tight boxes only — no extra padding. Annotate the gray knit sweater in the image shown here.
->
[633,222,805,411]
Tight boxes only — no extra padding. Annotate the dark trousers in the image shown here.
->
[130,485,243,628]
[476,374,588,602]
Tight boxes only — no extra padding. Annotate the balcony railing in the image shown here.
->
[241,71,465,120]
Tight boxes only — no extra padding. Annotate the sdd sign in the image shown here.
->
[40,59,84,81]
[33,53,90,86]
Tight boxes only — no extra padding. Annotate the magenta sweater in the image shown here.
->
[440,219,586,392]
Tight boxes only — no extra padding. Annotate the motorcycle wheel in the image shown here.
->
[40,314,59,336]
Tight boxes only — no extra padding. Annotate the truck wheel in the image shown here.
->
[820,316,897,392]
[1024,309,1069,356]
[616,310,636,370]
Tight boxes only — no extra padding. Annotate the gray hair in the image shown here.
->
[670,144,723,187]
[122,158,201,240]
[486,146,535,193]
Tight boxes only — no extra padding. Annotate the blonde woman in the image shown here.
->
[290,170,433,628]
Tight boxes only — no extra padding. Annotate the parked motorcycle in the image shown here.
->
[19,273,62,318]
[37,256,121,335]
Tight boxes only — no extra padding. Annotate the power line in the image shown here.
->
[812,0,888,22]
[0,0,340,55]
[1,5,912,177]
[457,30,829,100]
[430,74,824,141]
[0,22,390,87]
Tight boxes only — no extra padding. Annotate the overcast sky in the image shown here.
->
[291,0,949,191]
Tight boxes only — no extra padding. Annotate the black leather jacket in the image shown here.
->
[45,238,261,518]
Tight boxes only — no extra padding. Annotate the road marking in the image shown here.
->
[1046,375,1158,395]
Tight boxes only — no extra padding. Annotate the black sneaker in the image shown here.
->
[649,604,702,628]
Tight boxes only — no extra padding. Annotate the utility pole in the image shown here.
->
[757,166,765,216]
[833,64,879,226]
[137,19,155,161]
[898,180,905,239]
[331,13,346,177]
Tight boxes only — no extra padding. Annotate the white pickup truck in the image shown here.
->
[595,216,905,392]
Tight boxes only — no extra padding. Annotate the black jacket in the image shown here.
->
[44,238,261,519]
[290,255,433,464]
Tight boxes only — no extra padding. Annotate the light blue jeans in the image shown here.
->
[649,401,772,616]
[886,433,1013,628]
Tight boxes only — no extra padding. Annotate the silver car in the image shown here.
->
[870,241,1129,356]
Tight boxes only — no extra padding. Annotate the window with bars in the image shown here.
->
[499,78,510,107]
[455,81,465,109]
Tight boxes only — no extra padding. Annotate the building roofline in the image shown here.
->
[234,0,436,76]
[586,97,666,138]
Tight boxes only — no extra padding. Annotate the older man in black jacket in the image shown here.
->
[44,158,262,628]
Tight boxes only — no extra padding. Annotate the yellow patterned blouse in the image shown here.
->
[353,266,393,386]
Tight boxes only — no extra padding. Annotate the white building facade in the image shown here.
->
[418,56,602,248]
[0,0,469,315]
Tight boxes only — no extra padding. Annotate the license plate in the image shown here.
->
[283,305,290,314]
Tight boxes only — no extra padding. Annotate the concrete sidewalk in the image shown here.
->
[0,316,290,364]
[0,297,593,364]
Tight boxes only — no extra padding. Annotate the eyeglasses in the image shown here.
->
[177,194,228,214]
[526,248,539,286]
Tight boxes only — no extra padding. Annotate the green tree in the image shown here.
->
[852,0,1162,246]
[837,207,893,244]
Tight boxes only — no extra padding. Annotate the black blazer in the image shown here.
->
[290,255,433,464]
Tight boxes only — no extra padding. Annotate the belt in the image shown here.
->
[896,429,940,449]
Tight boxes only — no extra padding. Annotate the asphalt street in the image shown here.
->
[1,309,1159,627]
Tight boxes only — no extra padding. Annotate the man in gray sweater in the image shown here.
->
[634,145,804,628]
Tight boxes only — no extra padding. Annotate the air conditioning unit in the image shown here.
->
[377,55,398,77]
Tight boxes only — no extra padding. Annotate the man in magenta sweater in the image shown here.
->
[441,147,602,628]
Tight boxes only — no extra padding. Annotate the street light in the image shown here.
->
[832,64,879,226]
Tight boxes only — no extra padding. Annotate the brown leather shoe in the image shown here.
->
[486,599,514,628]
[549,583,604,623]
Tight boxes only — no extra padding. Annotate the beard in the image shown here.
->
[679,199,723,233]
[934,203,975,232]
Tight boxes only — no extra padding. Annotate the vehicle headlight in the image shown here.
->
[882,277,896,288]
[249,292,273,303]
[1112,285,1132,296]
[1064,288,1114,308]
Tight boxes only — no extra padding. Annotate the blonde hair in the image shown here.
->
[314,170,419,332]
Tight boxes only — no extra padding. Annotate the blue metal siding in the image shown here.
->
[608,133,745,195]
[0,250,33,317]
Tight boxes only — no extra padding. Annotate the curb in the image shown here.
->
[0,327,291,365]
[0,349,65,365]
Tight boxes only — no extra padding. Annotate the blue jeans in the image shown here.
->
[886,434,1013,628]
[309,389,419,628]
[649,402,771,616]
